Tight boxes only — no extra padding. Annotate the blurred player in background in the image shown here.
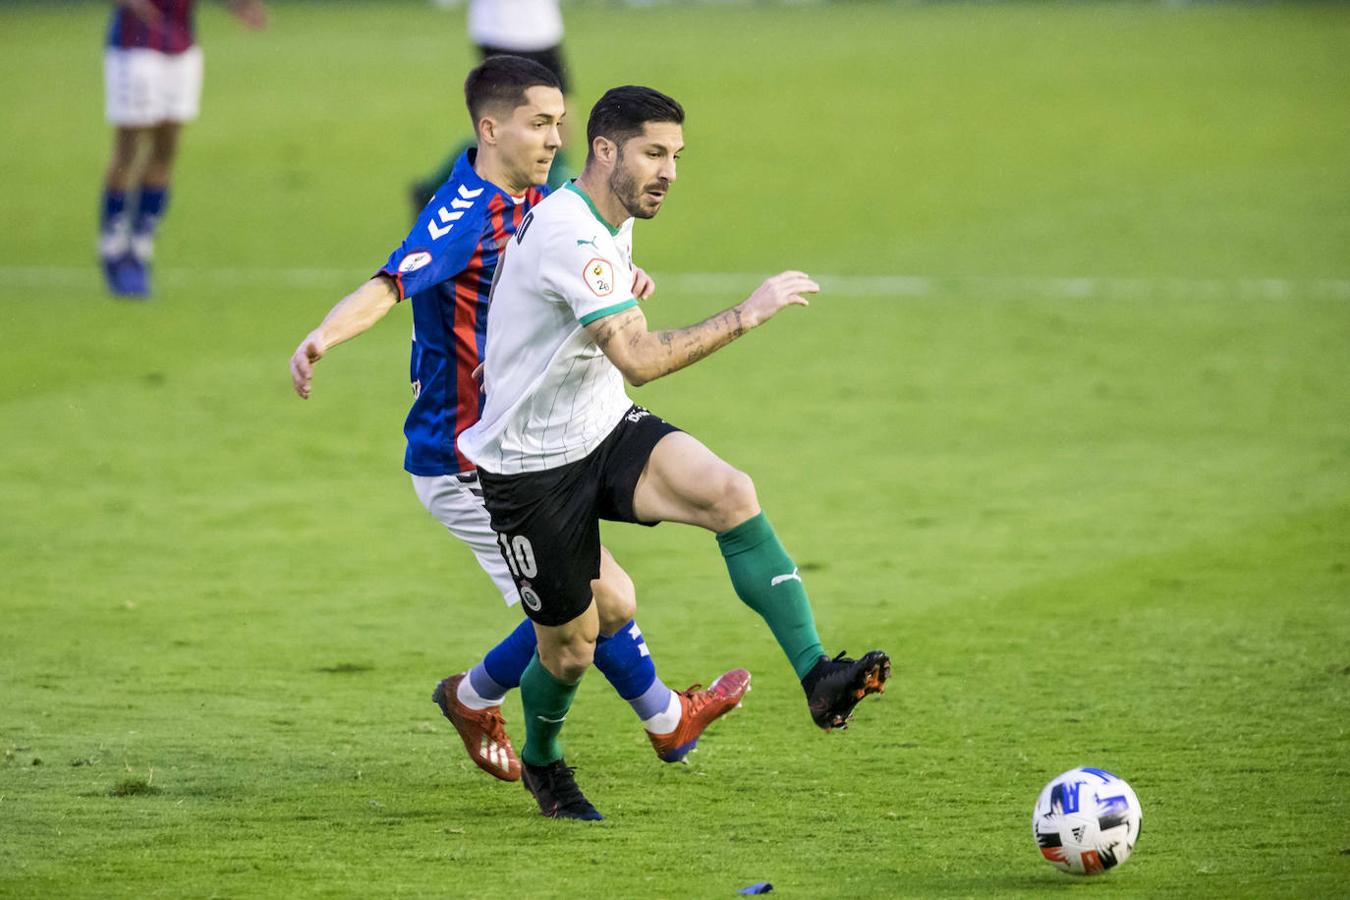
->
[289,57,747,799]
[99,0,266,298]
[411,0,574,215]
[459,86,892,820]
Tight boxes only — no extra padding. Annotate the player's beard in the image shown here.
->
[609,150,664,220]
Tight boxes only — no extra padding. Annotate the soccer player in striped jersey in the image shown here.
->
[289,57,747,794]
[100,0,266,298]
[459,86,891,820]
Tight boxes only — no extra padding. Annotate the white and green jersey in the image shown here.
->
[457,183,639,474]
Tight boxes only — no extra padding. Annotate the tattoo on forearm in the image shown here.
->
[591,318,619,352]
[650,305,749,374]
[590,303,753,384]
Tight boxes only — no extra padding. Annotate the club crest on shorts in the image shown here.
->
[582,257,614,297]
[519,582,542,612]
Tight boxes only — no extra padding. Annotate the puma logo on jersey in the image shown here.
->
[478,735,511,773]
[770,568,801,587]
[576,235,600,250]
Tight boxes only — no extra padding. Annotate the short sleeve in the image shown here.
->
[377,184,486,300]
[541,231,637,326]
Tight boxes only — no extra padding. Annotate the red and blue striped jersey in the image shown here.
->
[380,151,547,476]
[108,0,197,54]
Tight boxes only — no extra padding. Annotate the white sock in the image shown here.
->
[456,673,502,711]
[99,216,131,259]
[641,691,683,735]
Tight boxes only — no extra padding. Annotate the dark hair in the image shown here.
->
[463,55,561,127]
[586,86,684,160]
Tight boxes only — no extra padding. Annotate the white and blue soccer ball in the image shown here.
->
[1032,767,1142,876]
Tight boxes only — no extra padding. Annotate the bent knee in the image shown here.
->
[593,562,636,630]
[538,627,596,681]
[560,652,594,680]
[546,643,595,682]
[711,468,760,530]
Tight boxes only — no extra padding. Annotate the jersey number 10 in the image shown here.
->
[497,533,538,579]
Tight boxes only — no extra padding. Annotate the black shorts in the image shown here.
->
[477,406,680,627]
[477,44,571,95]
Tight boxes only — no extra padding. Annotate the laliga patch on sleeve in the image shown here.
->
[398,250,433,274]
[582,257,615,297]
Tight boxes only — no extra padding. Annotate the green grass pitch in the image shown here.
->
[2,1,1348,896]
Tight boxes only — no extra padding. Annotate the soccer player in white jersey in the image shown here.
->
[460,86,891,820]
[289,59,748,797]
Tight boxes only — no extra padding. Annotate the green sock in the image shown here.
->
[717,512,827,679]
[519,653,581,767]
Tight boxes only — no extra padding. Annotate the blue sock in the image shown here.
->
[466,617,674,723]
[594,620,673,722]
[132,185,168,261]
[99,189,129,259]
[468,617,537,700]
[134,185,168,235]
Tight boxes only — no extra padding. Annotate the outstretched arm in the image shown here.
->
[585,270,818,387]
[289,275,398,399]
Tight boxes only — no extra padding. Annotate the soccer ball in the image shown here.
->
[1032,767,1142,876]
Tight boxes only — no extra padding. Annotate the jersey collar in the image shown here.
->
[455,149,518,204]
[564,182,622,237]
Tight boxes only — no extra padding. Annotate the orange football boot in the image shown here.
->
[432,673,521,782]
[648,668,751,763]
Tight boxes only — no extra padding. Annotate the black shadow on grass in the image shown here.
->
[109,776,161,797]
